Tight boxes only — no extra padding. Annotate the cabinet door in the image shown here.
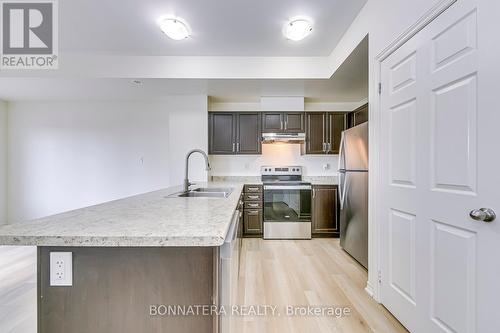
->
[244,210,263,235]
[349,103,368,127]
[208,113,236,154]
[305,113,326,154]
[236,113,261,154]
[262,113,283,132]
[284,112,304,132]
[312,185,339,237]
[327,113,347,154]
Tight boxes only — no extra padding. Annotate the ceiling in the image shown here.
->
[60,0,366,56]
[0,38,368,102]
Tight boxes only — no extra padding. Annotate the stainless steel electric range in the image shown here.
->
[261,166,312,239]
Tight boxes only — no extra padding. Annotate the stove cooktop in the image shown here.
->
[261,166,307,184]
[262,180,311,186]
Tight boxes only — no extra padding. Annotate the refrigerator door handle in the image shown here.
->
[339,172,347,210]
[338,131,346,172]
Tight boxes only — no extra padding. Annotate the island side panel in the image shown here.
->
[38,247,216,333]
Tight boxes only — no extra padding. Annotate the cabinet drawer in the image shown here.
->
[244,193,262,201]
[244,201,262,209]
[244,185,263,193]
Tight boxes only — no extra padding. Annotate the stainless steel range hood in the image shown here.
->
[262,132,306,144]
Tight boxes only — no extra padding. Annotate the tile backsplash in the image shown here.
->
[209,144,338,177]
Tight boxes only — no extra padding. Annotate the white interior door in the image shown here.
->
[379,0,500,332]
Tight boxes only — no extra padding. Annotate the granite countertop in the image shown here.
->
[0,182,244,247]
[303,176,339,185]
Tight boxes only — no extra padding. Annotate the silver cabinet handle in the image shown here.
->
[469,208,496,222]
[232,143,235,152]
[247,187,260,192]
[322,143,326,152]
[236,143,240,152]
[247,210,260,216]
[248,203,259,208]
[284,120,288,130]
[312,189,315,198]
[247,195,259,199]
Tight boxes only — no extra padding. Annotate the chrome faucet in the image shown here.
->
[184,149,211,192]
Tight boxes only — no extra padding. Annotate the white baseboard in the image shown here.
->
[365,281,377,301]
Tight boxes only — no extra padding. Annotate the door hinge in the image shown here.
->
[378,270,382,284]
[378,82,382,95]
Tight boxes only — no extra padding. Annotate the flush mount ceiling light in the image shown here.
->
[159,17,190,40]
[283,18,313,41]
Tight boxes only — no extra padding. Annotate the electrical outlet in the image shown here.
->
[50,252,73,286]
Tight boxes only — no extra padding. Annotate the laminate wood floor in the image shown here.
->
[235,238,408,333]
[0,246,37,333]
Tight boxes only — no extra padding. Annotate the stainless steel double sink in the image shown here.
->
[168,187,234,198]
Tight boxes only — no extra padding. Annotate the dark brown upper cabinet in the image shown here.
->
[262,112,305,133]
[208,112,261,155]
[311,185,339,237]
[261,112,283,132]
[236,113,262,154]
[304,112,347,155]
[327,113,348,154]
[208,112,236,154]
[283,112,305,132]
[304,113,327,154]
[348,103,368,128]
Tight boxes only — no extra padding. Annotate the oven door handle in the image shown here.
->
[264,185,312,190]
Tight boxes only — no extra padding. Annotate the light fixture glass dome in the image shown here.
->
[283,19,313,41]
[159,18,190,40]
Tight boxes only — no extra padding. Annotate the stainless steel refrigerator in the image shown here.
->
[338,122,368,269]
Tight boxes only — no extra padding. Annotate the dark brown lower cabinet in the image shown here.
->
[243,184,263,237]
[244,209,263,235]
[311,185,339,237]
[38,247,215,333]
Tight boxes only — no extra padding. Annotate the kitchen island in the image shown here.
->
[0,183,244,333]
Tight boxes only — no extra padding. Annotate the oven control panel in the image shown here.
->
[261,166,302,176]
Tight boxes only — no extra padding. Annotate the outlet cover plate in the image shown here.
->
[50,252,73,286]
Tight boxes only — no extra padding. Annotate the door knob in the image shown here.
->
[469,208,496,222]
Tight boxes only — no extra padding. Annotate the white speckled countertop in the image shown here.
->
[0,182,244,247]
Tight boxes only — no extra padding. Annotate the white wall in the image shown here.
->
[0,101,6,224]
[326,0,440,78]
[210,144,338,177]
[168,96,209,186]
[7,96,207,223]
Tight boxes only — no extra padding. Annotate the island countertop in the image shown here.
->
[0,182,244,247]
